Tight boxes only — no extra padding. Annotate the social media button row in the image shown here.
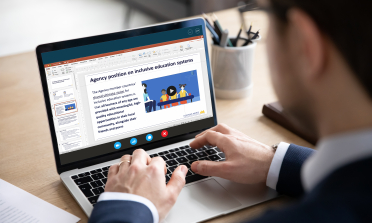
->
[114,130,168,149]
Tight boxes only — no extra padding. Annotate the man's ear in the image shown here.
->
[287,8,326,81]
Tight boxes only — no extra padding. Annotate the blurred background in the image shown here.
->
[0,0,257,57]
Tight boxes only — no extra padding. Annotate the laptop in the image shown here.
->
[36,18,278,223]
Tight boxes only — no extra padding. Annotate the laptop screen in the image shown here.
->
[40,23,215,165]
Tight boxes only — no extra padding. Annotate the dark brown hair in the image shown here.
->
[269,0,372,97]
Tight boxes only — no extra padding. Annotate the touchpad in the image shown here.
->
[165,179,242,223]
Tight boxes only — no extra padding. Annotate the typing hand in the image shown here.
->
[105,149,188,221]
[190,124,274,184]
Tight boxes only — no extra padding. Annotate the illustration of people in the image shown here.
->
[160,89,170,109]
[179,84,188,104]
[142,83,156,112]
[169,88,179,107]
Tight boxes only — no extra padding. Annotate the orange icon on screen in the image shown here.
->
[200,110,205,114]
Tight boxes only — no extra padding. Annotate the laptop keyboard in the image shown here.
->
[70,145,225,205]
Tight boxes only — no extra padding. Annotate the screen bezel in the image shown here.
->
[36,18,218,174]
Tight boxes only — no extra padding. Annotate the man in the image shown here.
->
[89,0,372,222]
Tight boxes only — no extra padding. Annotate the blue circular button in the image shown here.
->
[146,134,153,141]
[130,138,137,145]
[114,142,121,149]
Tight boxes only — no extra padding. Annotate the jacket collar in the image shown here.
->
[302,128,372,191]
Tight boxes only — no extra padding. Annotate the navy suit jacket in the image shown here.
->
[89,144,372,223]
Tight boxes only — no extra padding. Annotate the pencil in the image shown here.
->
[234,24,243,46]
[247,22,253,39]
[252,29,260,40]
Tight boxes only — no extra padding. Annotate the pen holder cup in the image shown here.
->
[211,38,258,99]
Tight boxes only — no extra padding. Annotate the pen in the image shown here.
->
[212,13,233,47]
[205,21,220,44]
[220,29,229,47]
[202,13,214,28]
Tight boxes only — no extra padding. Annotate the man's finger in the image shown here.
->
[191,161,227,178]
[149,157,167,175]
[190,131,227,152]
[195,124,232,138]
[131,149,151,166]
[108,163,119,177]
[118,155,132,172]
[167,165,187,202]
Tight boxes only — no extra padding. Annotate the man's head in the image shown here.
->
[161,89,166,95]
[262,0,372,137]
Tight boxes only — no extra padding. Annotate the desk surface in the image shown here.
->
[0,8,313,223]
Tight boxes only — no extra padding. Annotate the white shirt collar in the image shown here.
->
[302,128,372,191]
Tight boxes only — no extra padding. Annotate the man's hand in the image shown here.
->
[105,149,188,221]
[190,124,275,184]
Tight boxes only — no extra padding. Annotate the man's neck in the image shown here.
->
[315,77,372,139]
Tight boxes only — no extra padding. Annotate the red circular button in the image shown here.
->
[161,130,168,137]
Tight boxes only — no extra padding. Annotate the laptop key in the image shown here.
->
[195,151,208,158]
[78,173,86,178]
[98,187,104,193]
[92,188,102,196]
[184,163,191,169]
[168,166,178,172]
[90,181,99,188]
[160,155,168,161]
[169,149,175,152]
[84,172,91,176]
[218,153,225,158]
[175,151,187,157]
[91,173,104,180]
[74,176,93,185]
[185,149,197,154]
[185,174,208,184]
[205,149,217,155]
[102,167,109,171]
[208,155,220,161]
[176,157,188,164]
[204,145,214,149]
[166,160,178,167]
[88,196,99,204]
[71,175,78,180]
[165,153,178,159]
[90,170,98,174]
[95,180,103,186]
[215,147,222,152]
[219,158,226,161]
[79,184,93,197]
[102,178,107,184]
[186,170,193,177]
[96,169,103,173]
[186,154,198,161]
[166,175,170,183]
[102,171,108,177]
[167,168,171,175]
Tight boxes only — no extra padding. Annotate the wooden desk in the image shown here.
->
[0,8,314,223]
